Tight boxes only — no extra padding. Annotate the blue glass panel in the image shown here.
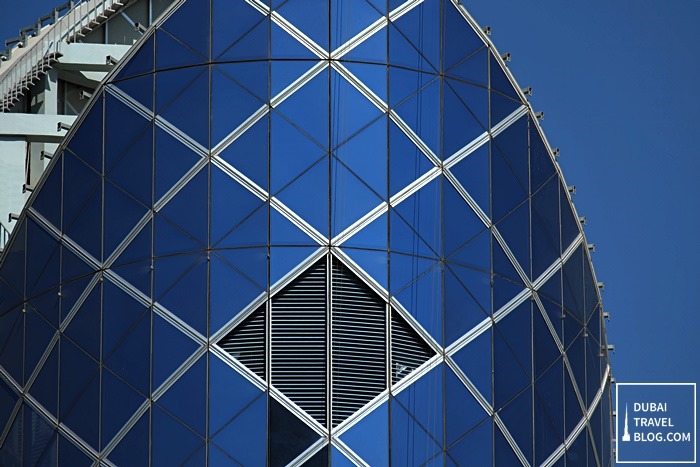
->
[63,369,99,449]
[563,311,583,354]
[492,236,522,284]
[588,306,601,344]
[115,73,154,111]
[158,167,208,248]
[447,418,492,465]
[445,47,488,87]
[396,364,443,442]
[278,0,329,51]
[395,177,441,256]
[535,359,565,464]
[270,246,319,285]
[212,65,265,147]
[26,219,60,297]
[111,259,152,298]
[116,33,154,80]
[331,70,383,149]
[330,446,353,466]
[108,409,149,467]
[562,245,583,321]
[64,283,101,360]
[59,274,94,324]
[443,81,484,158]
[217,207,269,249]
[154,215,203,256]
[208,444,242,466]
[62,151,100,234]
[152,313,199,389]
[342,25,388,64]
[447,228,490,272]
[564,365,583,437]
[157,67,209,147]
[211,393,267,466]
[58,434,93,466]
[212,0,265,60]
[65,181,102,260]
[341,402,388,467]
[445,365,487,447]
[331,0,381,51]
[499,388,533,463]
[443,181,484,256]
[156,28,206,71]
[391,0,440,71]
[0,376,18,431]
[390,252,437,295]
[394,263,441,341]
[32,154,63,230]
[270,21,319,60]
[489,52,520,101]
[539,268,562,306]
[583,257,598,323]
[496,200,530,278]
[342,61,387,104]
[160,0,210,61]
[23,308,54,384]
[105,312,151,396]
[493,273,524,313]
[104,182,149,258]
[1,405,23,465]
[66,97,103,173]
[451,326,491,403]
[560,183,579,251]
[533,307,560,378]
[29,344,57,418]
[491,142,527,223]
[331,158,383,237]
[531,198,560,280]
[343,211,387,251]
[491,91,521,127]
[151,405,204,465]
[22,406,56,467]
[565,422,587,464]
[102,280,148,357]
[101,369,145,449]
[105,121,153,208]
[394,79,440,156]
[276,158,330,237]
[209,353,262,434]
[494,421,523,466]
[218,116,269,191]
[493,326,529,409]
[271,59,318,98]
[211,166,266,245]
[270,111,326,194]
[442,2,482,72]
[156,254,207,334]
[530,125,556,193]
[112,219,152,267]
[494,115,528,190]
[389,209,437,260]
[389,67,436,108]
[391,396,441,466]
[157,354,205,436]
[104,93,149,173]
[444,267,488,346]
[586,336,602,407]
[446,78,488,132]
[269,397,319,467]
[388,120,434,196]
[275,68,329,148]
[154,126,201,201]
[210,250,266,333]
[0,307,23,384]
[340,248,388,290]
[446,263,490,313]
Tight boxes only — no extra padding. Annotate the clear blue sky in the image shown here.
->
[3,0,699,462]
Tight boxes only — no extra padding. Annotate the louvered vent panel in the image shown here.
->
[331,258,386,427]
[271,259,328,426]
[391,309,435,385]
[218,305,266,380]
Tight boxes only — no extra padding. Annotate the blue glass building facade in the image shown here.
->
[0,0,613,465]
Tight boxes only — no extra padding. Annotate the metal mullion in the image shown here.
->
[326,252,331,436]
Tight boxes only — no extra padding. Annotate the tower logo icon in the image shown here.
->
[622,404,631,442]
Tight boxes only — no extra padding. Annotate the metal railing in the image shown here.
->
[0,222,10,253]
[0,0,131,111]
